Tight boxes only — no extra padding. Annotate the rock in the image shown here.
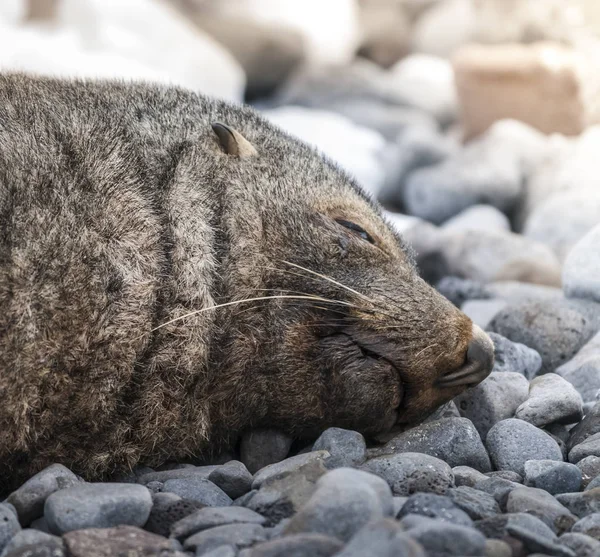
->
[370,418,491,471]
[568,401,600,451]
[333,518,425,557]
[473,477,521,508]
[569,433,600,464]
[5,464,80,526]
[462,300,507,329]
[361,452,454,496]
[505,523,576,557]
[240,429,295,475]
[578,457,600,488]
[170,506,265,542]
[524,461,582,495]
[397,493,473,526]
[560,532,600,557]
[436,276,491,308]
[475,512,556,540]
[62,525,175,557]
[402,515,487,557]
[572,513,600,540]
[282,469,389,542]
[137,466,219,485]
[403,141,522,224]
[486,419,563,477]
[443,205,511,233]
[489,333,543,379]
[556,489,600,518]
[455,372,529,439]
[488,299,597,374]
[516,374,583,427]
[422,401,461,424]
[244,460,328,526]
[486,471,523,483]
[452,466,488,488]
[453,42,600,138]
[448,486,501,520]
[505,487,577,534]
[183,523,266,553]
[251,452,330,490]
[484,539,512,557]
[0,505,21,555]
[563,223,600,304]
[44,483,152,535]
[162,478,232,507]
[487,281,564,306]
[208,461,253,500]
[245,533,343,557]
[0,530,62,556]
[144,496,204,538]
[312,428,366,469]
[202,547,236,557]
[523,191,600,262]
[556,331,600,403]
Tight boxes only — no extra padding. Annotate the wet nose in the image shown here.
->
[436,325,495,388]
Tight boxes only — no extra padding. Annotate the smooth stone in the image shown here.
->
[455,372,529,439]
[488,299,597,374]
[371,418,491,472]
[0,530,62,557]
[556,489,600,518]
[422,401,461,424]
[44,483,152,535]
[577,456,600,488]
[208,461,253,500]
[5,464,80,526]
[283,468,390,542]
[452,466,488,488]
[570,433,600,464]
[484,539,512,557]
[563,223,600,303]
[442,204,511,233]
[251,452,330,490]
[461,299,507,329]
[62,525,173,557]
[487,281,564,305]
[486,471,523,483]
[586,476,600,491]
[361,452,454,496]
[240,429,294,475]
[475,512,556,541]
[245,533,343,557]
[436,276,491,308]
[202,546,236,557]
[137,466,219,485]
[505,486,577,534]
[397,493,473,526]
[556,331,600,403]
[144,496,204,537]
[505,523,576,557]
[568,401,600,451]
[162,478,232,507]
[392,497,409,516]
[183,523,266,553]
[472,478,523,508]
[170,506,265,541]
[572,513,600,541]
[0,505,21,555]
[312,428,366,469]
[1,544,65,557]
[559,532,600,557]
[524,460,582,495]
[448,486,501,520]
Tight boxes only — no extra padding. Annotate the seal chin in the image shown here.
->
[436,324,494,389]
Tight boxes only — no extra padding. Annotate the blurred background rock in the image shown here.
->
[1,0,600,301]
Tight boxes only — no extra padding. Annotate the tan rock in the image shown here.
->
[453,42,600,138]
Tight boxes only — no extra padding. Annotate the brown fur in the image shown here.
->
[0,74,478,491]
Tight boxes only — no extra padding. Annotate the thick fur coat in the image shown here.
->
[0,74,486,491]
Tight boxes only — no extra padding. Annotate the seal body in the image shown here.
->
[0,74,493,490]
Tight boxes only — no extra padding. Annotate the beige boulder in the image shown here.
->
[453,42,600,138]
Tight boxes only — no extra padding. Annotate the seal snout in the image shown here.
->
[436,324,494,389]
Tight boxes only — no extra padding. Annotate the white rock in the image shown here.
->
[563,223,600,303]
[384,211,422,235]
[263,106,387,197]
[443,205,511,233]
[556,331,600,403]
[461,299,507,330]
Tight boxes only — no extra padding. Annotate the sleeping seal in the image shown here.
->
[0,74,494,490]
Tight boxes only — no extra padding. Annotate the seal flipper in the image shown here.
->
[211,122,258,159]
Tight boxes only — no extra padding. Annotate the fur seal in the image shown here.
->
[0,73,494,490]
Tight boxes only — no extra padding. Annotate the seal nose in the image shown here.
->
[436,324,494,388]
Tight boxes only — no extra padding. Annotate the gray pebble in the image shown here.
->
[361,452,453,496]
[0,505,21,556]
[371,418,491,472]
[486,471,523,483]
[559,532,600,557]
[144,495,203,537]
[516,374,583,427]
[505,486,577,534]
[486,419,563,476]
[455,372,529,439]
[436,276,491,308]
[448,486,500,520]
[563,223,600,303]
[472,477,521,508]
[2,544,65,557]
[397,493,472,526]
[488,332,543,379]
[556,489,600,518]
[585,475,600,491]
[577,456,600,488]
[571,513,600,540]
[251,452,329,490]
[0,530,62,557]
[137,466,218,485]
[392,496,409,516]
[183,523,266,553]
[506,523,576,557]
[483,539,512,557]
[461,299,507,330]
[524,460,582,495]
[556,331,600,403]
[475,512,556,540]
[208,461,253,500]
[570,432,600,464]
[44,483,152,535]
[568,401,600,451]
[452,466,487,488]
[244,533,343,557]
[241,429,293,474]
[162,478,232,507]
[201,546,237,557]
[5,465,80,526]
[312,428,366,469]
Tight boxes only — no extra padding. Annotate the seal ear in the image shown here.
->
[211,122,258,159]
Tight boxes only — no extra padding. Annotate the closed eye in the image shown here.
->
[335,219,376,245]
